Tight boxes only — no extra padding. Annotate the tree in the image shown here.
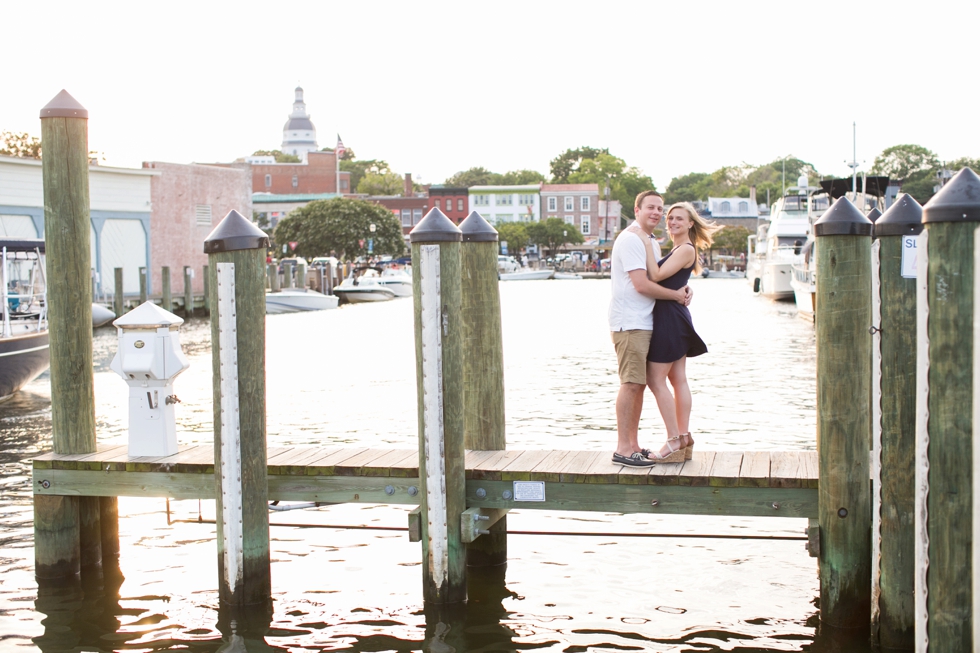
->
[497,169,546,185]
[0,131,42,159]
[946,157,980,175]
[549,147,610,183]
[710,226,751,256]
[357,171,404,196]
[495,222,528,255]
[871,144,939,181]
[252,149,301,163]
[557,151,655,221]
[664,172,711,204]
[445,167,499,187]
[273,198,405,261]
[663,156,820,207]
[526,218,585,257]
[340,158,390,192]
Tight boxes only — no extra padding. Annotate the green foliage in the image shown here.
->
[444,167,546,187]
[251,149,301,163]
[871,144,939,181]
[948,157,980,174]
[550,149,655,221]
[664,172,711,204]
[550,147,610,183]
[498,169,547,185]
[0,131,42,159]
[272,198,405,261]
[357,170,404,196]
[495,222,529,254]
[710,226,751,256]
[340,158,390,191]
[526,218,585,256]
[663,157,820,207]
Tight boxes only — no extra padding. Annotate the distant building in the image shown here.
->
[281,86,318,162]
[367,196,429,238]
[540,184,600,242]
[247,151,350,196]
[252,192,342,231]
[597,199,622,244]
[705,196,759,230]
[468,184,541,224]
[427,185,468,224]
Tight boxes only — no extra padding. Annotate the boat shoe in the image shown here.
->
[612,452,655,467]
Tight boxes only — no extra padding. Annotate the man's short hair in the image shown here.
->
[634,190,663,210]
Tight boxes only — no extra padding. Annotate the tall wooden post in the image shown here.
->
[458,211,507,567]
[204,210,271,607]
[161,266,172,311]
[871,195,921,650]
[297,260,307,290]
[139,267,148,305]
[36,90,97,579]
[183,266,194,317]
[203,265,210,312]
[410,208,466,603]
[814,197,873,630]
[918,167,980,651]
[113,268,124,318]
[283,261,293,289]
[267,263,279,292]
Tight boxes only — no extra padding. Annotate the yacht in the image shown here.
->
[266,288,339,314]
[0,239,49,401]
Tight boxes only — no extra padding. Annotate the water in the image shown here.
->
[0,277,858,652]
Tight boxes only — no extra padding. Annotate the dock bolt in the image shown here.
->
[475,488,487,499]
[477,529,490,536]
[502,490,513,500]
[650,499,659,507]
[40,479,50,489]
[474,514,489,521]
[772,502,780,510]
[868,325,882,335]
[407,486,418,497]
[838,507,848,518]
[384,485,395,495]
[165,395,181,405]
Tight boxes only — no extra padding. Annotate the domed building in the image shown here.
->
[281,86,318,162]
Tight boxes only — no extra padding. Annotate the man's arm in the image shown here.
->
[628,269,691,304]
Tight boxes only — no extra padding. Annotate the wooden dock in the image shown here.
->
[33,445,818,519]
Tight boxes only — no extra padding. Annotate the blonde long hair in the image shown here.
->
[665,202,721,275]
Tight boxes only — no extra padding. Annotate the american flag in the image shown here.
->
[335,135,346,159]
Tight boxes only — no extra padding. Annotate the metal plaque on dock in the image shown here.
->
[513,481,545,502]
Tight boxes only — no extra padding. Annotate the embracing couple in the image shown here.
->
[609,191,718,467]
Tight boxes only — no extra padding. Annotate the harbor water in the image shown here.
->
[0,276,852,652]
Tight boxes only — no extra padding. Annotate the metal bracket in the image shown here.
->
[461,507,508,543]
[806,518,820,557]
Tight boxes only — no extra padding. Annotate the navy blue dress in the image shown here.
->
[647,244,707,363]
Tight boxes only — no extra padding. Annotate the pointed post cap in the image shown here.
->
[813,196,873,236]
[203,210,270,253]
[458,211,498,242]
[922,167,980,224]
[409,207,462,243]
[866,207,882,223]
[112,301,184,329]
[874,194,923,237]
[40,89,88,119]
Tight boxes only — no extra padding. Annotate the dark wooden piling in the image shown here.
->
[267,263,279,292]
[139,267,148,305]
[161,266,172,311]
[113,268,124,318]
[410,208,466,603]
[204,210,271,607]
[203,265,210,310]
[813,197,873,630]
[184,266,194,317]
[99,497,120,559]
[918,167,980,650]
[283,261,293,289]
[459,211,507,567]
[871,195,921,650]
[36,90,97,579]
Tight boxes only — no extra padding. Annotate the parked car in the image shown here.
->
[497,255,519,273]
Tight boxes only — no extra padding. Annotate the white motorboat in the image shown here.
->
[553,272,583,280]
[333,269,397,303]
[92,303,116,327]
[500,269,555,281]
[0,238,49,401]
[378,266,413,297]
[790,240,816,321]
[266,289,339,314]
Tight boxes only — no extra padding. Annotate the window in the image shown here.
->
[264,174,272,188]
[496,214,514,222]
[564,214,574,224]
[547,196,557,212]
[474,195,489,206]
[497,194,513,205]
[399,210,412,227]
[457,198,464,212]
[581,196,590,211]
[581,216,591,235]
[292,175,299,188]
[739,201,748,213]
[340,179,348,191]
[195,205,212,226]
[564,197,574,211]
[413,209,423,224]
[721,201,731,212]
[518,194,535,205]
[435,199,441,209]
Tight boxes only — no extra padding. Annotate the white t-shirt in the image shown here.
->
[608,228,662,331]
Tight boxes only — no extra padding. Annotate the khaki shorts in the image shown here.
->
[611,330,652,385]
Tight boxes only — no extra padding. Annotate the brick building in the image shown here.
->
[248,150,351,196]
[427,185,468,224]
[540,183,600,239]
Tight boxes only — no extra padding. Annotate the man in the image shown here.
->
[609,191,691,466]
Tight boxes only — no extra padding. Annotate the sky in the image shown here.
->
[4,0,978,191]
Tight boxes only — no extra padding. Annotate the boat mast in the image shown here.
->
[1,247,9,338]
[846,122,859,203]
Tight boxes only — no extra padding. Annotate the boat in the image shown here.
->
[92,303,116,327]
[500,269,555,281]
[553,272,583,280]
[377,266,413,297]
[266,288,339,314]
[0,238,49,401]
[333,268,397,303]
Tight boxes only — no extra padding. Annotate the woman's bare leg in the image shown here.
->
[668,357,692,444]
[646,361,681,455]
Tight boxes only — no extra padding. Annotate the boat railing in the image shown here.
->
[2,246,47,337]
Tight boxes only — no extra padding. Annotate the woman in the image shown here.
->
[629,202,718,462]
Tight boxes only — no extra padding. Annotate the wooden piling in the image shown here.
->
[918,167,980,650]
[283,261,293,289]
[297,260,307,290]
[161,266,172,311]
[139,267,148,305]
[99,496,120,559]
[36,90,96,579]
[871,195,921,650]
[459,211,507,567]
[203,265,210,310]
[410,208,466,603]
[184,266,194,317]
[204,210,272,607]
[268,263,279,292]
[113,268,124,318]
[813,197,873,630]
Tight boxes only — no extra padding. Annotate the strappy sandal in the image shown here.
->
[646,435,686,463]
[682,432,694,460]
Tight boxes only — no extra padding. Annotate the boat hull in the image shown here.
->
[378,280,413,297]
[266,290,339,314]
[0,330,50,401]
[334,288,396,303]
[500,270,555,281]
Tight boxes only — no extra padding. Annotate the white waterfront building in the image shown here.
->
[468,184,541,223]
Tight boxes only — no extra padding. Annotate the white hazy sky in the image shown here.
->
[4,0,977,190]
